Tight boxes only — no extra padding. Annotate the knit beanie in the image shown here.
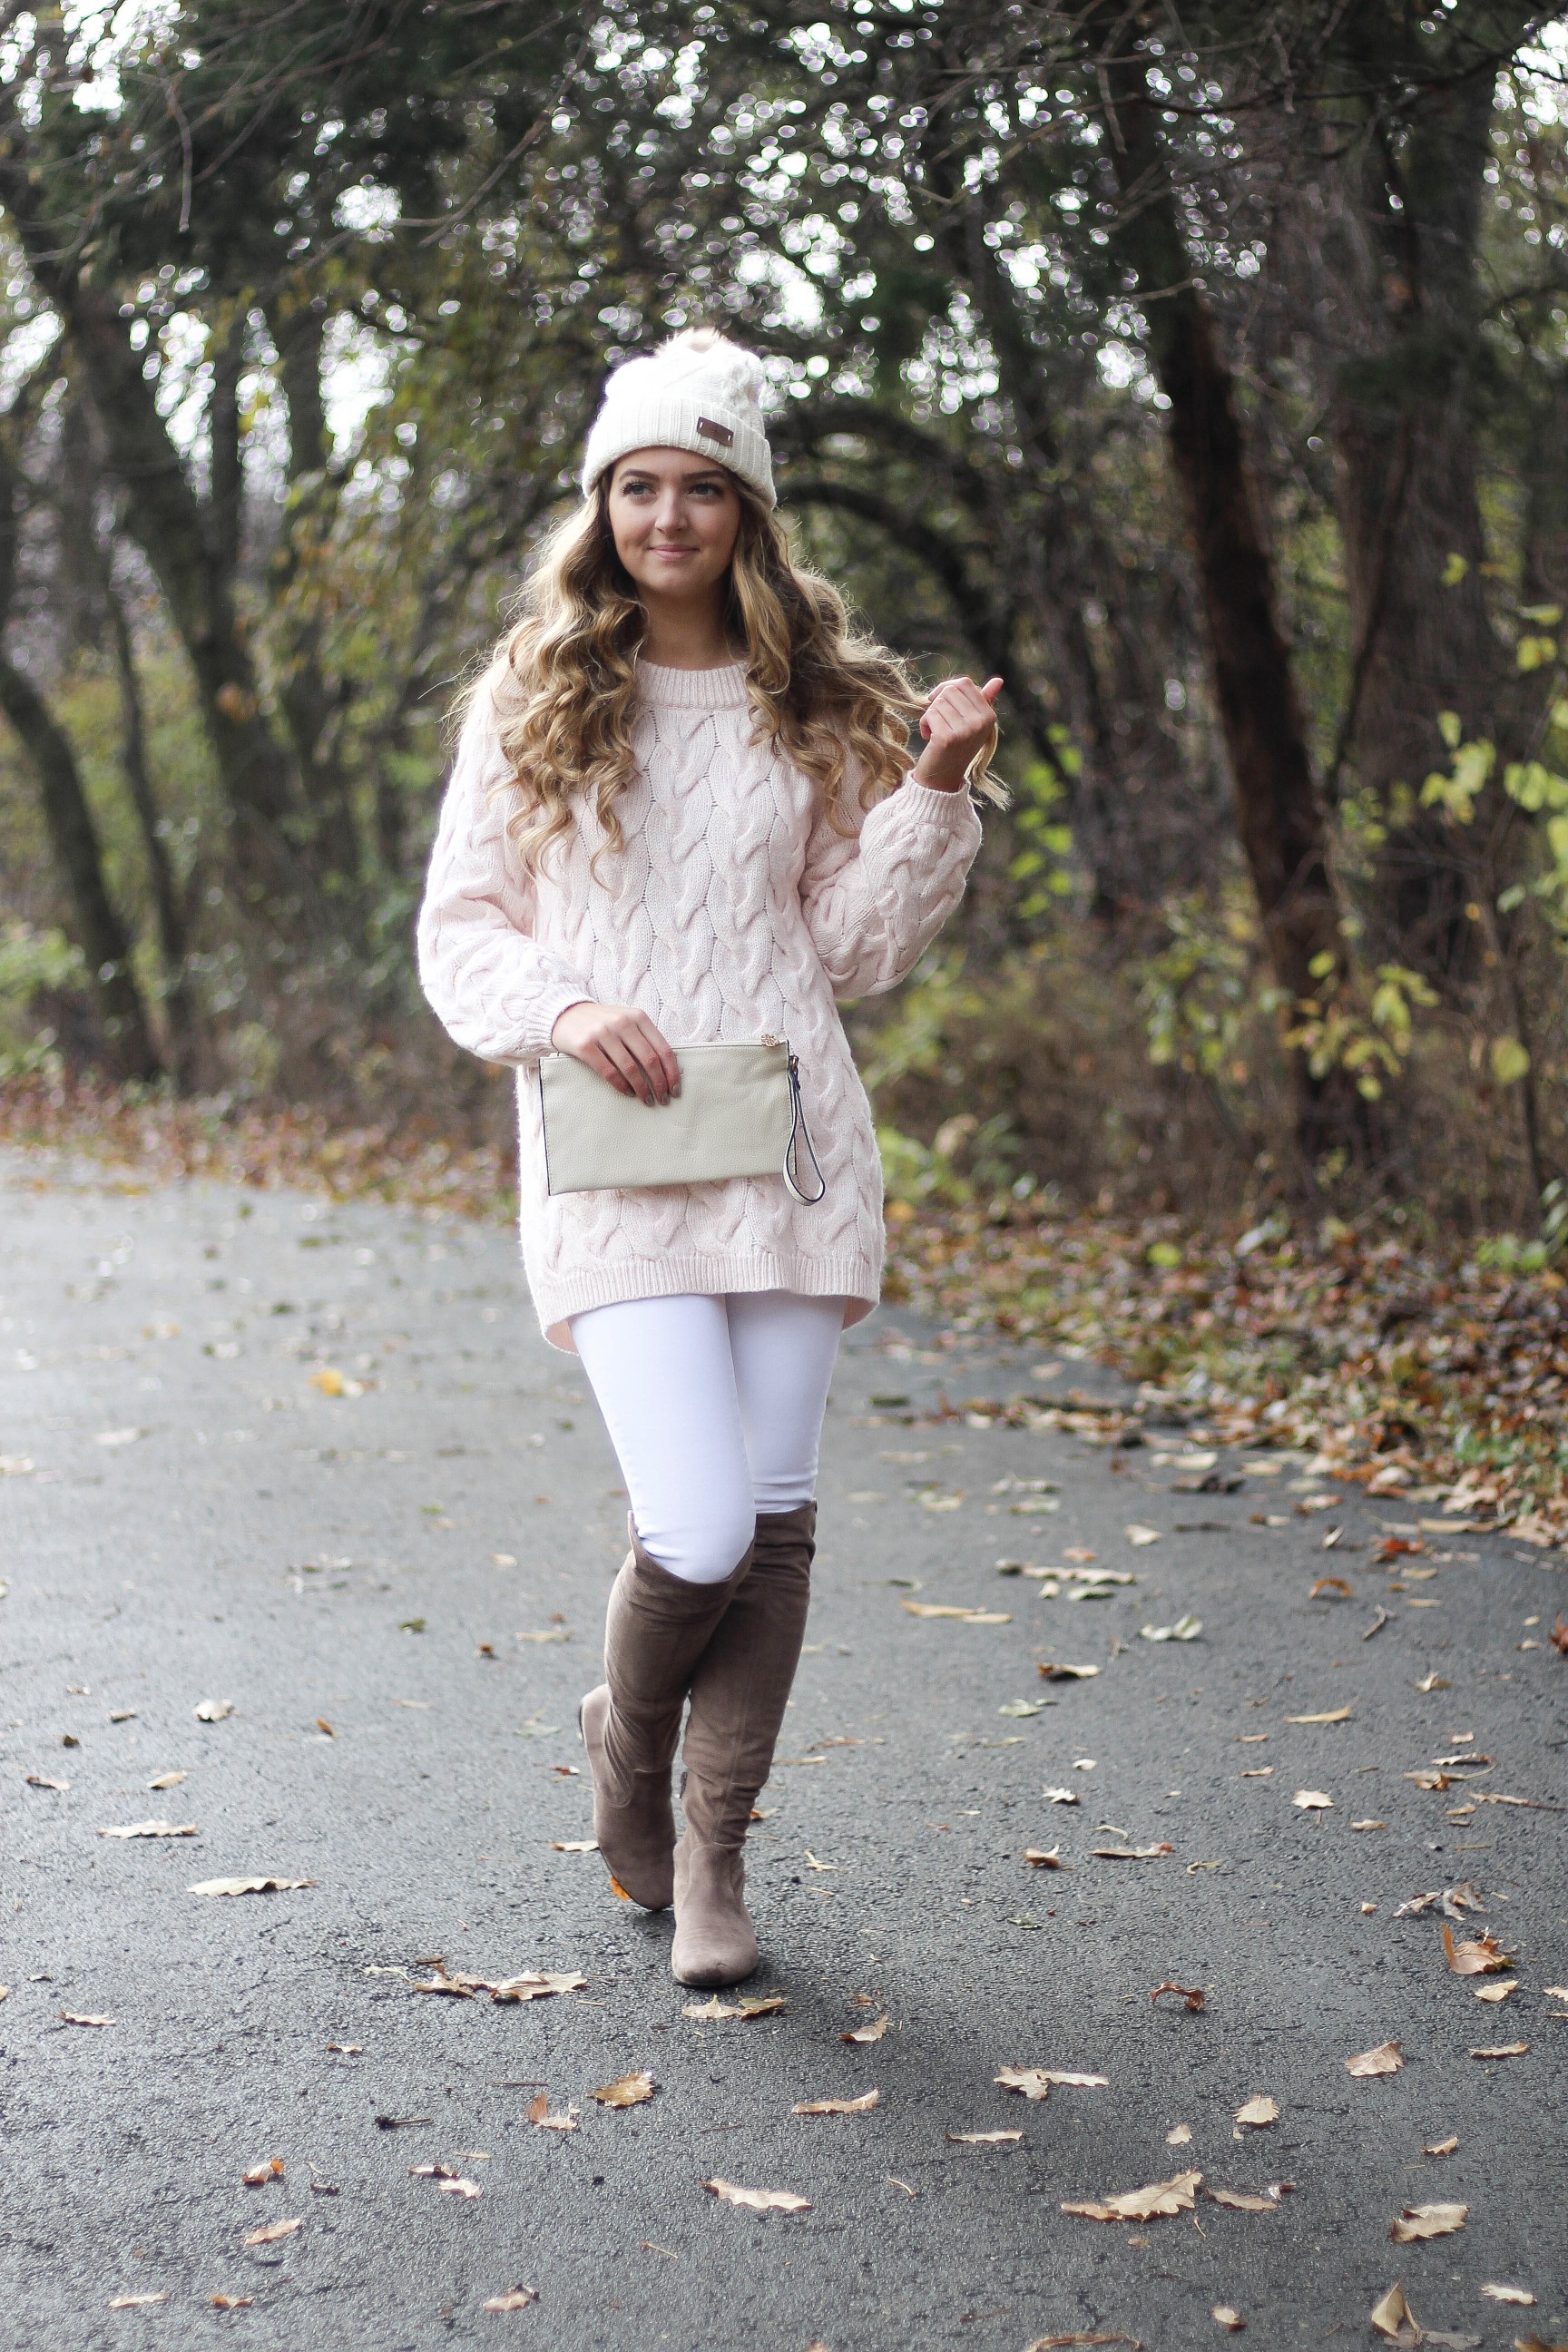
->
[581,328,776,509]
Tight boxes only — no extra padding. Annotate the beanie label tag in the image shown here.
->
[695,416,734,446]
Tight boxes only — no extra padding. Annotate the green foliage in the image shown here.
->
[1006,740,1079,920]
[0,920,82,1077]
[1138,892,1261,1083]
[1285,965,1439,1101]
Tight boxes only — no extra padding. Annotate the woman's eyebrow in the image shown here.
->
[617,468,729,487]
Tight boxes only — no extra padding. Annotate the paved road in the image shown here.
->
[2,1156,1565,2352]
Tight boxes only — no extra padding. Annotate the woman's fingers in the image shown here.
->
[549,1002,680,1103]
[632,1014,681,1102]
[920,675,1003,749]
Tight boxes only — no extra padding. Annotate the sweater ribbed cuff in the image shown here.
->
[520,981,597,1062]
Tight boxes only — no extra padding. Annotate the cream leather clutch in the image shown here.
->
[537,1037,825,1203]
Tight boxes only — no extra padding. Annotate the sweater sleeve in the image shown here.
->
[416,696,595,1064]
[798,771,985,998]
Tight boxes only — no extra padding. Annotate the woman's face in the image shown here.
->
[606,447,741,603]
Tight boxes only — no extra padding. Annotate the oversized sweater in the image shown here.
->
[416,659,984,1349]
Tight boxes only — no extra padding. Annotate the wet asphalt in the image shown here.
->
[2,1154,1565,2352]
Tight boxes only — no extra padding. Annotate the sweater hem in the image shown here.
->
[524,1250,879,1352]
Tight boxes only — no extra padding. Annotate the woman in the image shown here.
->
[417,328,1000,1986]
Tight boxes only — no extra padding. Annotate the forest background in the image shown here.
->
[4,0,1568,1540]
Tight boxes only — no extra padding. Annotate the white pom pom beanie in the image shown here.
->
[581,328,776,509]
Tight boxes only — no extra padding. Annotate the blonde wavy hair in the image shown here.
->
[467,471,1003,872]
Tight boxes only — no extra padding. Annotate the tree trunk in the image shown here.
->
[1095,54,1353,1157]
[0,652,162,1079]
[1328,61,1504,977]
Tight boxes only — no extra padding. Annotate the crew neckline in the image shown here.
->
[635,657,750,710]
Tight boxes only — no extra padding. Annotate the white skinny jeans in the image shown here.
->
[570,1291,844,1584]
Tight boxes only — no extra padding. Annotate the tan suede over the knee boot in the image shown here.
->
[671,1502,815,1985]
[579,1524,753,1912]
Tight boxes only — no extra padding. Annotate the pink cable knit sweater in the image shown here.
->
[416,659,983,1348]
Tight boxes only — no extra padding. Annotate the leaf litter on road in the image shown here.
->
[189,1877,313,1897]
[242,2217,301,2246]
[481,2288,538,2312]
[842,2013,888,2043]
[1391,2204,1466,2242]
[193,1700,234,1722]
[1443,1926,1513,1974]
[525,2096,579,2132]
[1233,2095,1279,2127]
[1062,2170,1202,2222]
[98,1820,197,1838]
[241,2158,284,2186]
[794,2091,879,2115]
[1348,2042,1404,2077]
[702,2178,810,2214]
[683,1993,786,2021]
[1152,1984,1205,2011]
[592,2072,655,2107]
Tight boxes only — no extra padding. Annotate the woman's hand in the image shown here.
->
[911,674,1004,794]
[550,1002,681,1105]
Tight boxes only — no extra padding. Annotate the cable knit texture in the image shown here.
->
[416,660,983,1348]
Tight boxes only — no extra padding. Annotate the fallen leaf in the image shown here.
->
[481,2288,538,2312]
[1141,1615,1202,1642]
[1474,1980,1517,2004]
[1152,1984,1205,2012]
[1212,2312,1244,2334]
[842,2013,888,2043]
[59,2012,113,2026]
[1352,1819,1387,1830]
[25,1773,70,1790]
[1514,2338,1568,2352]
[1469,2041,1528,2059]
[1023,2338,1142,2350]
[1092,1843,1174,1860]
[999,1699,1044,1717]
[1347,2041,1404,2078]
[794,2091,880,2114]
[325,2042,361,2055]
[107,1708,137,1723]
[98,1819,197,1839]
[995,2067,1052,2101]
[489,1971,587,2003]
[193,1700,234,1722]
[1124,1524,1162,1545]
[1370,2283,1420,2346]
[309,1367,346,1396]
[315,1718,335,1737]
[947,2128,1024,2144]
[549,1839,599,1854]
[241,2158,285,2186]
[241,2217,302,2246]
[1037,1661,1100,1681]
[702,2177,810,2213]
[1308,1577,1355,1600]
[440,2176,483,2199]
[1285,1705,1355,1723]
[106,2292,171,2308]
[147,1772,187,1790]
[208,2296,253,2310]
[901,1601,1010,1623]
[1167,2124,1193,2145]
[1208,2188,1284,2213]
[188,1877,313,1896]
[1292,1789,1333,1809]
[1425,2136,1459,2155]
[1479,2285,1535,2305]
[1391,2202,1467,2242]
[1443,1925,1512,1975]
[593,2071,655,2107]
[1061,2170,1202,2222]
[1024,1847,1068,1869]
[1234,2095,1279,2128]
[1550,1616,1568,1655]
[409,2161,459,2177]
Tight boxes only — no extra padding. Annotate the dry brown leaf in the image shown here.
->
[242,2217,302,2246]
[1024,1847,1068,1868]
[1474,1980,1517,2004]
[1239,1767,1274,1778]
[1470,2041,1528,2059]
[208,2296,253,2310]
[1391,2201,1467,2242]
[526,2097,579,2132]
[842,2013,888,2043]
[946,2129,1024,2144]
[1092,1843,1174,1860]
[25,1773,70,1790]
[193,1699,234,1721]
[188,1876,312,1897]
[593,2070,655,2107]
[1208,2186,1288,2213]
[1308,1577,1355,1600]
[1212,2311,1245,2333]
[481,2288,538,2312]
[1443,1925,1512,1975]
[59,2012,113,2027]
[1347,2040,1404,2078]
[1370,2283,1420,2346]
[1061,2170,1201,2222]
[1152,1983,1205,2011]
[147,1772,186,1790]
[1514,2337,1568,2352]
[1292,1789,1333,1809]
[1234,2095,1279,2128]
[702,2177,810,2213]
[106,2293,171,2309]
[794,2091,879,2115]
[1167,2124,1192,2145]
[901,1601,1010,1622]
[1038,1661,1100,1681]
[241,2158,284,2186]
[1426,2136,1459,2155]
[995,2067,1051,2100]
[1352,1819,1387,1831]
[98,1819,197,1839]
[549,1839,599,1853]
[490,1970,587,2003]
[439,2177,483,2199]
[1480,2286,1535,2305]
[1285,1705,1355,1723]
[1043,2070,1109,2088]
